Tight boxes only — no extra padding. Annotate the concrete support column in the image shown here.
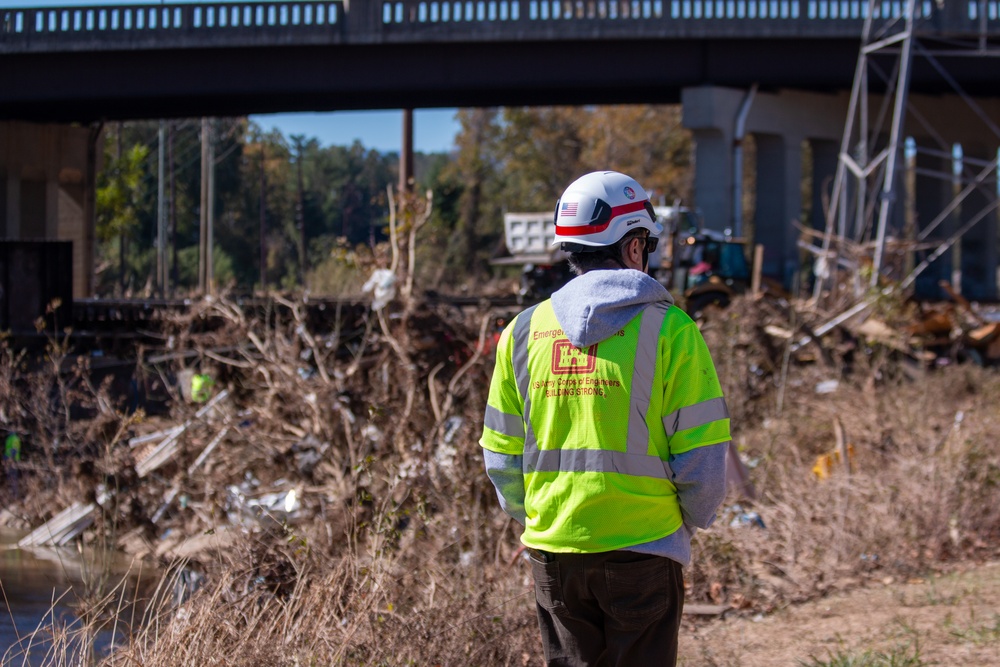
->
[690,128,734,233]
[959,144,998,301]
[912,147,954,299]
[82,123,99,298]
[682,86,746,232]
[0,121,98,296]
[45,129,60,238]
[810,139,839,233]
[45,180,60,238]
[683,86,847,290]
[4,174,17,238]
[755,133,803,288]
[2,121,17,237]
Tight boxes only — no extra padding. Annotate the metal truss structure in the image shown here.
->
[816,0,1000,303]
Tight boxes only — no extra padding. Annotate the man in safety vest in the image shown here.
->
[4,430,22,498]
[191,372,215,403]
[480,171,730,666]
[4,431,20,463]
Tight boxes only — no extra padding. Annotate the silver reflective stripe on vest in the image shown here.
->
[530,448,671,479]
[662,396,730,436]
[483,404,524,438]
[514,300,672,478]
[512,304,540,464]
[626,302,669,456]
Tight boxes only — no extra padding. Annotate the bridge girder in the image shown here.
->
[0,38,871,122]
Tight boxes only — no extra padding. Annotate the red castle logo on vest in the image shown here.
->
[550,340,598,375]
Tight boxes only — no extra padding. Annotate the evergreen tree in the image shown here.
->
[95,125,155,295]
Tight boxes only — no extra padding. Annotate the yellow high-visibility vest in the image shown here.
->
[481,299,730,553]
[4,433,21,462]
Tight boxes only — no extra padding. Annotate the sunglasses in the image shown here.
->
[634,235,659,253]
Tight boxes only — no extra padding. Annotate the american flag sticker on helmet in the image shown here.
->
[560,202,578,216]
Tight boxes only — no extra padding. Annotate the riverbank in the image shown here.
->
[1,530,153,665]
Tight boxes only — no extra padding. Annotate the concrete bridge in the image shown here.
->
[2,1,1000,299]
[2,1,998,118]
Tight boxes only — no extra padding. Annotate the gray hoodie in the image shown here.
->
[483,268,729,566]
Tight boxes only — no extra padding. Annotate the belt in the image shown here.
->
[527,548,555,563]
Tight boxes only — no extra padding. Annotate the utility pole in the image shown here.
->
[292,135,306,284]
[199,118,210,293]
[117,121,125,296]
[400,108,414,194]
[84,121,103,298]
[169,121,177,292]
[207,120,215,294]
[156,0,171,297]
[157,120,166,296]
[259,141,267,292]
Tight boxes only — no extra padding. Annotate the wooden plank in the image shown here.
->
[751,244,764,297]
[968,322,1000,344]
[18,502,96,547]
[128,425,183,448]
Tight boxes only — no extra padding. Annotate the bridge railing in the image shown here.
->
[3,0,999,49]
[377,0,1000,35]
[0,2,346,51]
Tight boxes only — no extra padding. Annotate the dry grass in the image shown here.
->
[688,296,1000,613]
[3,292,1000,665]
[103,545,538,666]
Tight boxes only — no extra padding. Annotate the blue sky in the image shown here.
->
[252,109,461,154]
[1,0,463,153]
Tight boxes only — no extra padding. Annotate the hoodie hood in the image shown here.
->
[549,269,674,348]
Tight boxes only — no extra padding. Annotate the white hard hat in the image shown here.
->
[551,171,663,248]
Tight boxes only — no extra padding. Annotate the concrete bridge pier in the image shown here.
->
[912,148,956,300]
[1,121,99,298]
[684,87,743,235]
[683,86,846,289]
[904,94,1000,301]
[687,125,734,237]
[755,132,804,286]
[959,144,999,302]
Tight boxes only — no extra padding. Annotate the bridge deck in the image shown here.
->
[2,1,999,120]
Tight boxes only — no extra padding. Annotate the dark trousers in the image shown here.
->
[4,465,17,499]
[530,550,684,667]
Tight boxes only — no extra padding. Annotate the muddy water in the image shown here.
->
[0,530,154,665]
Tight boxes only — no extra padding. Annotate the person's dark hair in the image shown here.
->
[565,230,646,275]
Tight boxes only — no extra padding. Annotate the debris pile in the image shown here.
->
[4,268,998,562]
[3,192,508,602]
[0,280,499,569]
